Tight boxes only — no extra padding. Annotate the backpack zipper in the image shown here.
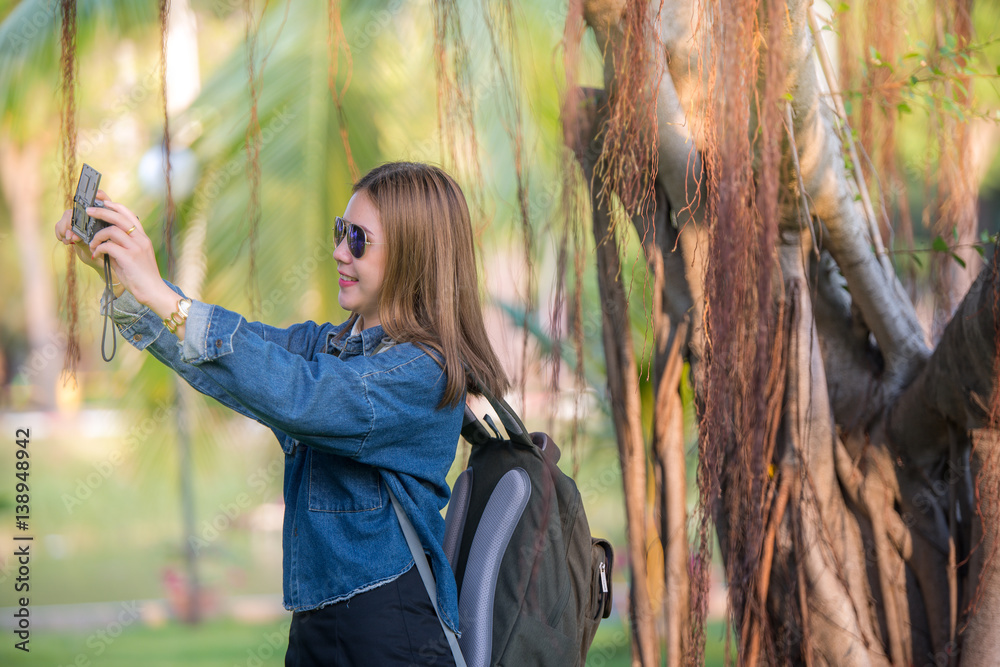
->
[599,561,608,593]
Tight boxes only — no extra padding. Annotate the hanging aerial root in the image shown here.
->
[327,0,359,181]
[806,6,885,269]
[744,467,792,667]
[864,480,908,665]
[482,0,534,414]
[783,102,819,256]
[59,0,79,383]
[586,0,663,219]
[159,0,176,276]
[791,491,814,667]
[242,0,265,314]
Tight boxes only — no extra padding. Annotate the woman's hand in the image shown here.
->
[54,190,112,276]
[54,192,187,337]
[55,192,170,307]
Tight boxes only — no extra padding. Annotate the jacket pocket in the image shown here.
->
[307,449,383,513]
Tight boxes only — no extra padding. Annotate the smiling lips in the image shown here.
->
[339,272,358,286]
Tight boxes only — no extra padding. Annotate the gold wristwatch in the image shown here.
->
[163,298,192,333]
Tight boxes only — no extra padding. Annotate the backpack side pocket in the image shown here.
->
[590,538,613,620]
[579,537,614,664]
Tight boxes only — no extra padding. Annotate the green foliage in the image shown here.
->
[888,232,994,270]
[0,0,161,128]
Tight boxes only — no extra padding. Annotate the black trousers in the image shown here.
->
[285,567,457,666]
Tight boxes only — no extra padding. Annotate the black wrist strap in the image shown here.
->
[101,255,117,362]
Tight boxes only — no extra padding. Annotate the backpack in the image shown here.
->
[441,386,614,666]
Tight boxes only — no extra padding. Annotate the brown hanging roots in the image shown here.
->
[560,0,588,476]
[860,0,914,278]
[328,0,359,182]
[481,0,535,411]
[930,0,978,339]
[244,0,264,314]
[593,0,663,220]
[60,0,80,384]
[160,0,176,277]
[690,0,783,663]
[432,0,486,225]
[242,0,289,315]
[242,0,280,314]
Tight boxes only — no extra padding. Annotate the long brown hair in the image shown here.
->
[354,162,509,408]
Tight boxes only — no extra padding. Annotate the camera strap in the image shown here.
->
[100,256,117,362]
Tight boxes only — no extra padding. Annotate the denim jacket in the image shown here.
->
[110,285,464,634]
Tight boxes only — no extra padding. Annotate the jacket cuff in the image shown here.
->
[179,301,238,364]
[112,290,164,352]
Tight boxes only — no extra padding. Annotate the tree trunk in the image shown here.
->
[0,139,61,409]
[568,0,1000,664]
[638,183,690,666]
[587,167,660,666]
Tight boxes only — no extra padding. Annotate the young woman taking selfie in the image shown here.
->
[55,161,509,666]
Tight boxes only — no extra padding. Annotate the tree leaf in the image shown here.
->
[897,102,912,115]
[911,253,923,268]
[974,244,985,257]
[950,252,966,269]
[932,236,949,253]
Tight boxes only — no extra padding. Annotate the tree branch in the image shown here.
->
[890,257,1000,464]
[785,0,928,390]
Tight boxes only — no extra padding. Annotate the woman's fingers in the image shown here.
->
[87,203,163,304]
[88,224,136,258]
[56,195,164,303]
[54,209,78,244]
[86,199,144,238]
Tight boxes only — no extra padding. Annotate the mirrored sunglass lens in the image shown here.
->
[348,224,366,258]
[334,218,346,245]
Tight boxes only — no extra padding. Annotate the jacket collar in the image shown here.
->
[325,321,393,358]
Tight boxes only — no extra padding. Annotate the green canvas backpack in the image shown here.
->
[442,387,614,666]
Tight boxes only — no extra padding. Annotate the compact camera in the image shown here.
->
[71,164,110,245]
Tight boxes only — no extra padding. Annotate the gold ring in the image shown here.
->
[126,226,136,235]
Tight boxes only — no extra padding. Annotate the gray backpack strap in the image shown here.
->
[443,469,473,567]
[455,467,531,667]
[387,485,468,667]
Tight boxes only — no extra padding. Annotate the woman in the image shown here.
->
[55,161,509,666]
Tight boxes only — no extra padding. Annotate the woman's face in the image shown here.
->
[334,191,387,329]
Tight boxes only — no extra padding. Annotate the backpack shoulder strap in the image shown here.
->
[468,379,532,448]
[387,484,468,667]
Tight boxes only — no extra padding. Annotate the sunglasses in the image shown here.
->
[334,216,385,258]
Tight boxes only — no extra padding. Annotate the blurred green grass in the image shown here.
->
[585,618,732,667]
[0,421,285,606]
[0,618,289,667]
[0,616,729,666]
